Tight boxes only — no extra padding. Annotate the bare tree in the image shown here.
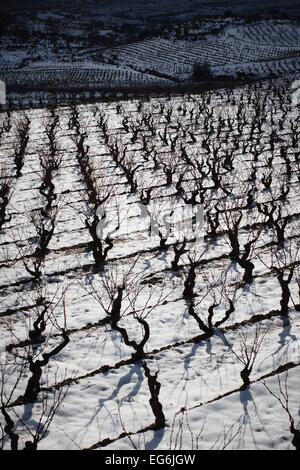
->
[13,114,30,177]
[82,258,175,361]
[21,204,59,282]
[4,284,70,405]
[186,268,238,336]
[220,201,263,283]
[142,362,165,430]
[0,165,14,230]
[257,239,299,319]
[263,372,300,450]
[0,359,69,450]
[224,321,273,389]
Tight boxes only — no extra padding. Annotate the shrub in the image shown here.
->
[192,62,213,81]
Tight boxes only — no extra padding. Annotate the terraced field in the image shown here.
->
[0,65,172,91]
[0,76,299,450]
[101,36,300,79]
[222,20,300,46]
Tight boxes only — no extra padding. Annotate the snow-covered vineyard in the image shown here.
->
[0,77,300,450]
[1,19,300,89]
[99,31,300,81]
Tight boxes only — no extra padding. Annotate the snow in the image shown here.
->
[0,67,299,450]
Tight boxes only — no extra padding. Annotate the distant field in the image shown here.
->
[100,35,300,80]
[222,20,300,46]
[0,65,173,91]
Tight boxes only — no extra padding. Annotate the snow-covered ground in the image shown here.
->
[0,75,299,450]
